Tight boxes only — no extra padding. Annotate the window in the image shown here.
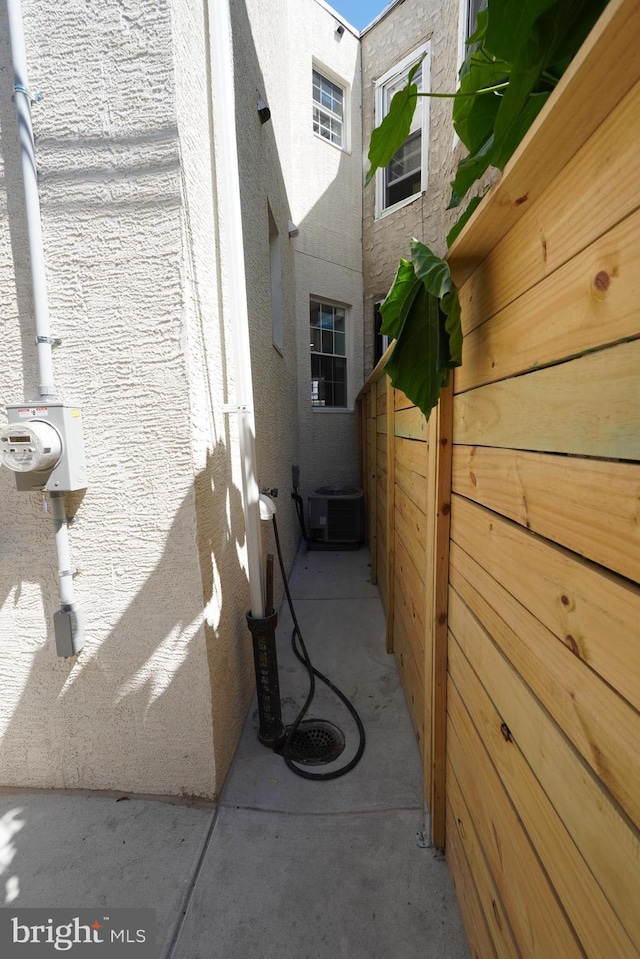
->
[268,205,283,353]
[310,301,347,408]
[313,69,344,147]
[457,0,488,73]
[375,44,430,216]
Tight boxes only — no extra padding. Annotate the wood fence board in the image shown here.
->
[395,502,426,587]
[456,210,640,393]
[448,0,640,290]
[393,534,426,638]
[448,600,640,950]
[394,389,414,412]
[394,462,428,514]
[376,431,386,454]
[447,771,524,959]
[446,795,501,959]
[376,413,387,435]
[394,435,429,478]
[394,406,428,441]
[393,610,425,751]
[385,376,396,652]
[447,681,585,959]
[450,541,640,829]
[453,339,640,459]
[450,495,640,713]
[452,446,640,582]
[376,375,387,399]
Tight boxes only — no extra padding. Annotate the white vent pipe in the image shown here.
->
[209,0,265,618]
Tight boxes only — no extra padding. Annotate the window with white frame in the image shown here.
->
[457,0,488,73]
[310,300,347,408]
[312,69,344,147]
[375,44,430,216]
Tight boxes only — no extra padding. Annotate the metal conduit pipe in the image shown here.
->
[7,0,83,655]
[209,0,265,619]
[7,0,55,400]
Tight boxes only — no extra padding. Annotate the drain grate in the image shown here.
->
[286,720,346,766]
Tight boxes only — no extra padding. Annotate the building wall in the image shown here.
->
[361,0,464,378]
[287,0,364,503]
[0,0,307,800]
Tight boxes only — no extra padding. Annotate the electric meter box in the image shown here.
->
[2,401,87,492]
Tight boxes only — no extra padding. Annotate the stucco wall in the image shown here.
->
[288,0,364,504]
[361,0,464,377]
[0,0,309,800]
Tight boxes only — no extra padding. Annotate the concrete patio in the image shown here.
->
[0,546,469,959]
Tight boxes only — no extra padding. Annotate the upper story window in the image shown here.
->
[457,0,488,73]
[310,300,348,408]
[375,43,430,217]
[313,68,344,147]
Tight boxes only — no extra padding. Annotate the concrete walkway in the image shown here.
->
[0,547,469,959]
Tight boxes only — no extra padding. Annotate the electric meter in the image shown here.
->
[1,402,87,492]
[0,420,62,473]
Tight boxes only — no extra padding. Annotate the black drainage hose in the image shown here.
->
[272,514,366,781]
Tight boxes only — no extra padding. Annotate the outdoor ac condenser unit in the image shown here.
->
[308,485,364,548]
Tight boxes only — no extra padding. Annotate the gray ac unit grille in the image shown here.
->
[326,497,361,541]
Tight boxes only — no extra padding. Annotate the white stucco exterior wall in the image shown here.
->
[0,0,309,800]
[287,0,363,503]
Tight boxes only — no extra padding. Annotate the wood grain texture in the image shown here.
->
[456,210,640,392]
[394,435,429,478]
[446,793,501,959]
[450,540,640,829]
[394,405,428,441]
[447,680,584,959]
[450,495,640,713]
[453,339,640,459]
[452,446,640,582]
[448,599,640,951]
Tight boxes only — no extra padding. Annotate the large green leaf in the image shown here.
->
[365,58,423,186]
[383,282,447,418]
[378,258,422,339]
[379,241,462,419]
[485,0,556,61]
[446,195,484,247]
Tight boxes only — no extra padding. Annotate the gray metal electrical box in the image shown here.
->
[2,401,87,492]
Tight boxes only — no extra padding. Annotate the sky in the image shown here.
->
[328,0,390,31]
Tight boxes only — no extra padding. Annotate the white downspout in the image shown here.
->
[7,0,82,654]
[209,0,265,618]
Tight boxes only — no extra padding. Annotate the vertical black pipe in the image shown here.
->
[246,611,286,750]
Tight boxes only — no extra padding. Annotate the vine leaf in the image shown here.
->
[379,241,462,419]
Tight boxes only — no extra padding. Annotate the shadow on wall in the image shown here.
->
[0,441,252,799]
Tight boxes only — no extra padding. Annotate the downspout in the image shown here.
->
[208,0,265,618]
[7,0,83,655]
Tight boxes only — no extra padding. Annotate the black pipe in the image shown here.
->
[246,610,286,751]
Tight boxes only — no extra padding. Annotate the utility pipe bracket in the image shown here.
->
[13,82,43,103]
[222,404,252,415]
[36,335,62,346]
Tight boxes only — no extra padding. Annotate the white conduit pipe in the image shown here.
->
[7,0,81,646]
[209,0,265,618]
[7,0,56,401]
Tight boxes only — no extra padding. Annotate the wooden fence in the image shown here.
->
[358,0,640,954]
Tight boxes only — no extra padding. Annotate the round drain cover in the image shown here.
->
[286,720,346,766]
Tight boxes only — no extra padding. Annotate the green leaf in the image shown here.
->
[379,241,462,419]
[410,238,453,299]
[485,0,556,61]
[379,258,422,339]
[383,284,447,418]
[446,195,484,248]
[365,57,424,186]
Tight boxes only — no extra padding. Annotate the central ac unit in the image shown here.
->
[308,485,364,548]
